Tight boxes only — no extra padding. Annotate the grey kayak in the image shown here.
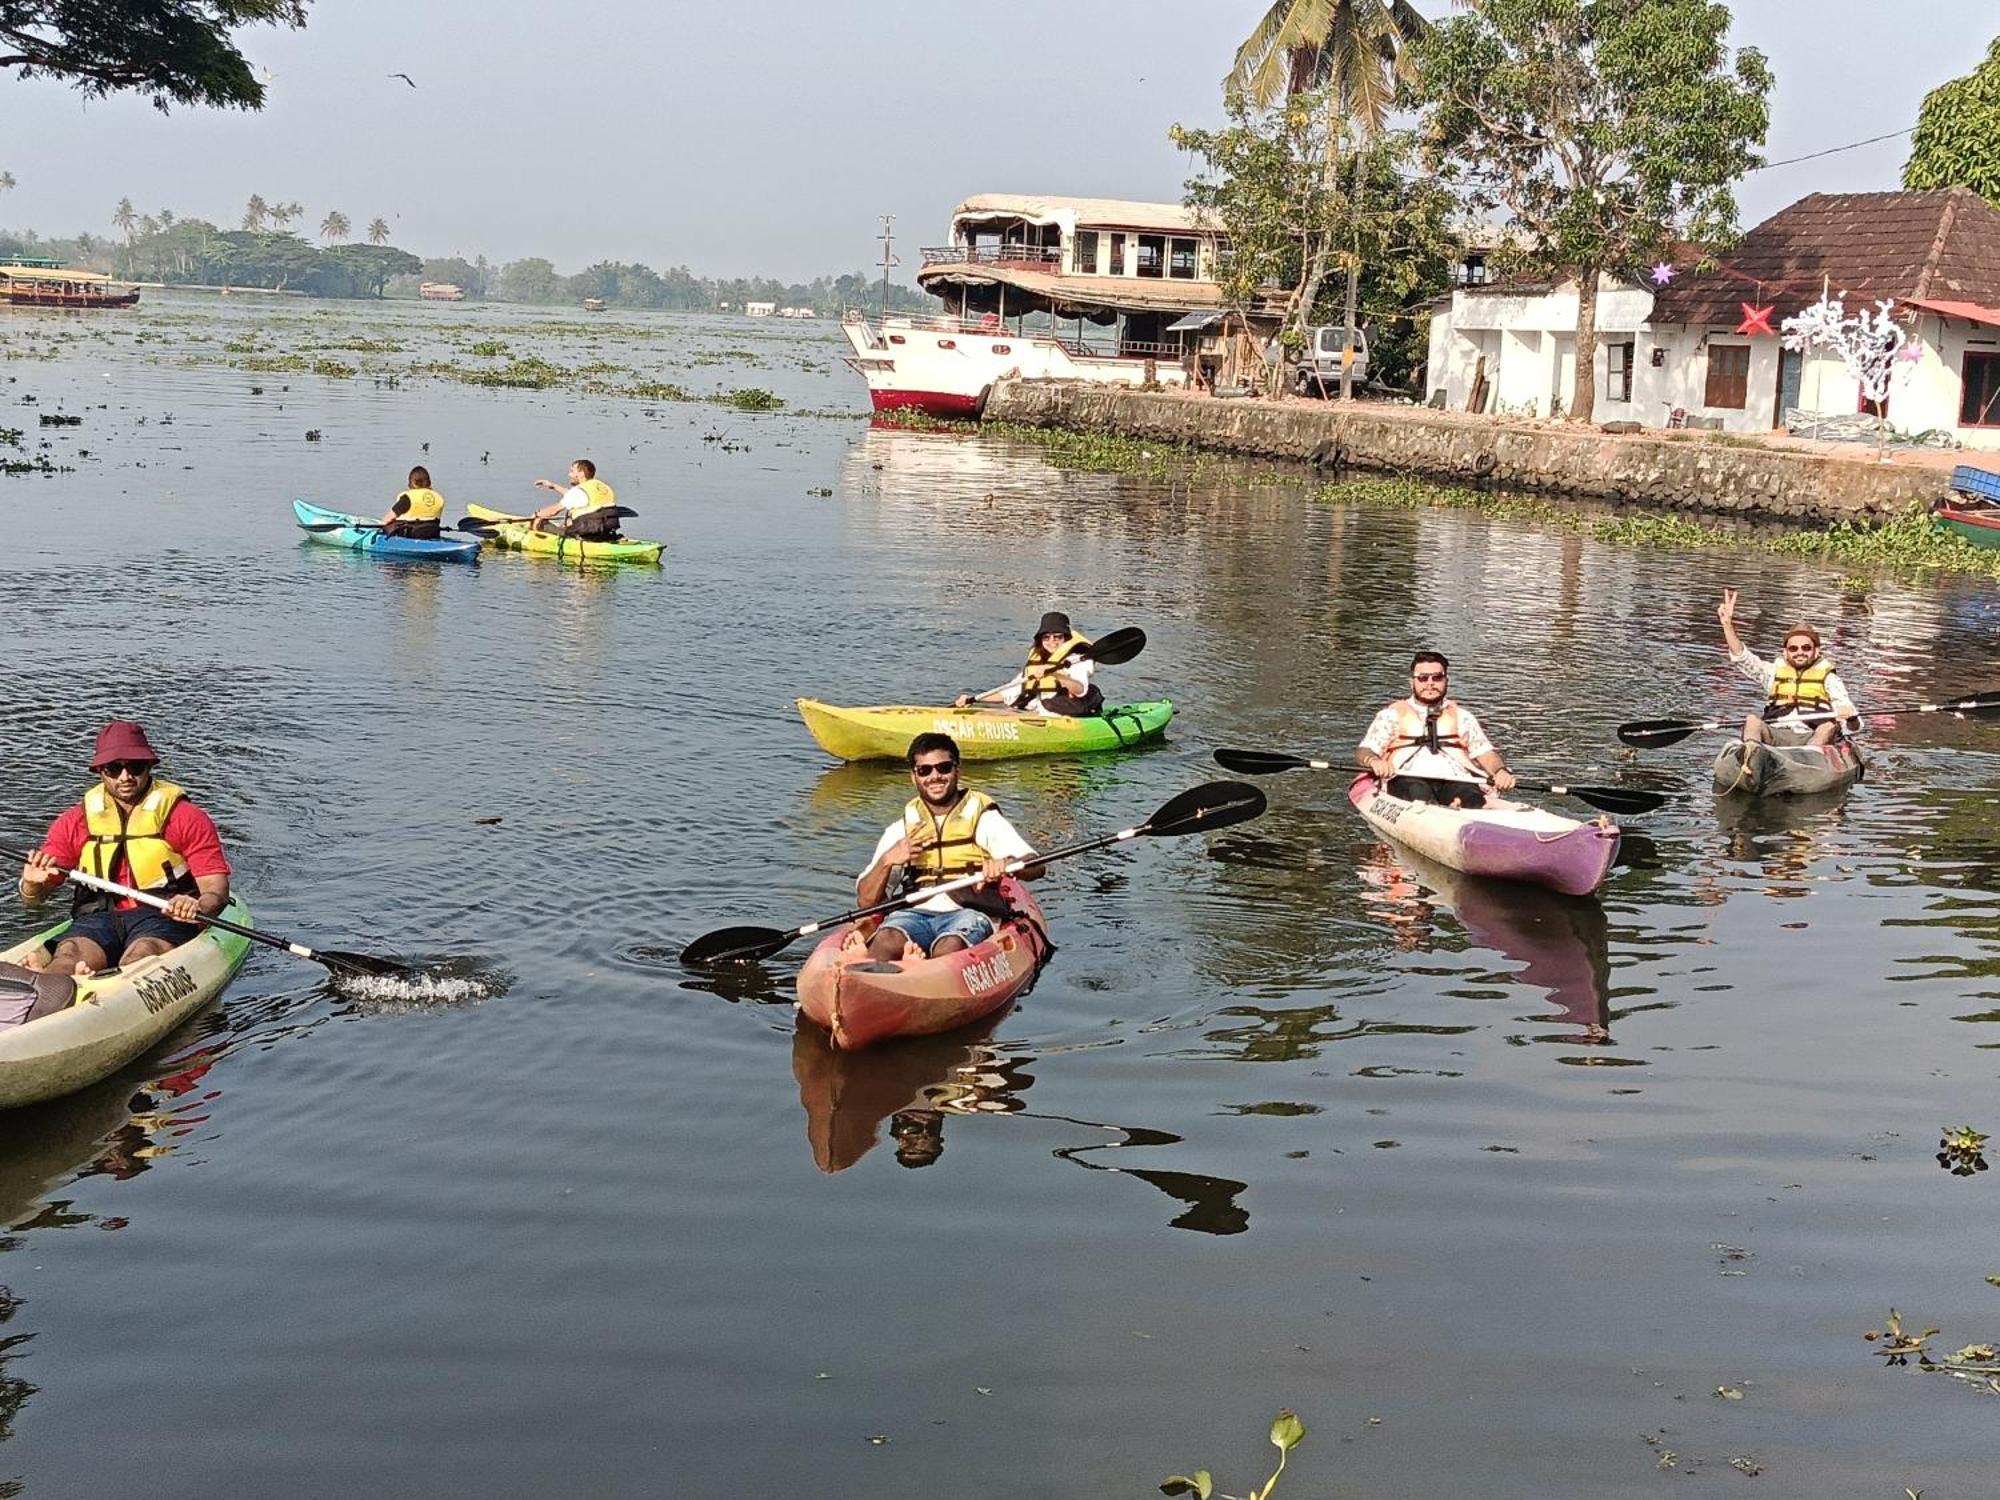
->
[1712,738,1865,797]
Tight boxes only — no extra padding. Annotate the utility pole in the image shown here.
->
[877,215,899,323]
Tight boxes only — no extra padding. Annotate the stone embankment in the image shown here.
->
[984,381,1953,523]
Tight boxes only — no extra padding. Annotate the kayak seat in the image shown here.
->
[0,961,78,1028]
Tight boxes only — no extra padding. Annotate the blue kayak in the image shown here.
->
[293,500,481,563]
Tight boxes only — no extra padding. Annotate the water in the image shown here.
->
[3,295,1999,1497]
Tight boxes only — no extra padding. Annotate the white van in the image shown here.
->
[1294,325,1370,395]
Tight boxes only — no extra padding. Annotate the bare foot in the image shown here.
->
[71,960,92,977]
[900,939,924,962]
[19,949,49,972]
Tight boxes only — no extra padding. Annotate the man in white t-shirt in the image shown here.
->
[531,457,622,539]
[1355,650,1517,807]
[954,611,1103,717]
[1717,589,1859,746]
[854,732,1040,961]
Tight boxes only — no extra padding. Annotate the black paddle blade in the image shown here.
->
[1616,719,1704,748]
[681,925,793,967]
[453,515,506,531]
[1559,786,1668,815]
[317,950,412,978]
[1212,747,1314,775]
[1090,626,1146,667]
[1943,691,2000,715]
[1145,781,1268,836]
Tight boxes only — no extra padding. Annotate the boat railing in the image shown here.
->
[920,244,1063,269]
[847,310,1188,362]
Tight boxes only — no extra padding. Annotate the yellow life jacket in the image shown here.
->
[1766,657,1833,714]
[1019,632,1092,698]
[901,789,999,887]
[76,779,195,910]
[574,477,617,514]
[1384,700,1476,770]
[397,486,445,521]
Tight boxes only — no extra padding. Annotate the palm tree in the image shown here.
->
[243,194,269,231]
[275,200,305,228]
[112,196,138,241]
[157,208,176,231]
[320,210,351,243]
[0,172,16,195]
[366,217,390,246]
[1229,1,1429,395]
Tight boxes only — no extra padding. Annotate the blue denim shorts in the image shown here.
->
[880,905,996,953]
[64,908,201,963]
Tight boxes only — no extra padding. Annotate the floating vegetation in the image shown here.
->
[1162,1411,1304,1500]
[1326,474,2000,583]
[984,419,1210,478]
[36,413,80,427]
[715,386,783,412]
[466,339,509,357]
[311,358,357,379]
[1939,1123,1990,1176]
[1865,1308,2000,1395]
[435,355,567,390]
[628,379,692,402]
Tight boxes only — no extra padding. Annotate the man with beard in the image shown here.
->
[1355,650,1517,808]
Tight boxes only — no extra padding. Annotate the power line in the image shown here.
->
[1752,127,1915,172]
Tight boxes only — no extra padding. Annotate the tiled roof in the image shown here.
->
[1649,188,2000,326]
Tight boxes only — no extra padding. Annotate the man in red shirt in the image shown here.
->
[16,721,233,975]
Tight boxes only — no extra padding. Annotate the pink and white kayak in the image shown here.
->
[795,879,1051,1051]
[1348,773,1620,899]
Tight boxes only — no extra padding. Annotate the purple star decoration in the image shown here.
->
[1649,262,1676,287]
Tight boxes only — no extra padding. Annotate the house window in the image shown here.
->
[1072,231,1099,276]
[1606,340,1635,403]
[1962,351,2000,426]
[1136,235,1165,278]
[1109,234,1126,276]
[1458,252,1489,287]
[1704,343,1751,409]
[1169,238,1197,279]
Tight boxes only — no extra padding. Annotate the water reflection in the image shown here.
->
[0,1283,30,1500]
[792,1017,1028,1172]
[1049,1119,1251,1236]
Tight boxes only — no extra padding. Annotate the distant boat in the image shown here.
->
[1,261,140,309]
[419,282,466,302]
[582,297,606,312]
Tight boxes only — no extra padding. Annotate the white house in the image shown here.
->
[1424,188,2000,450]
[745,301,776,318]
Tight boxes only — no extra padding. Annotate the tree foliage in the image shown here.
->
[1411,0,1770,422]
[1229,0,1429,129]
[1904,34,2000,200]
[0,1,306,111]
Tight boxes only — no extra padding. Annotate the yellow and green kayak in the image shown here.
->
[797,699,1174,762]
[464,503,664,567]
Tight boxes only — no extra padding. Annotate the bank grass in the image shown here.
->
[1326,474,2000,583]
[982,419,1210,478]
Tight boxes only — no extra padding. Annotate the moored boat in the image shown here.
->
[796,698,1173,761]
[463,502,665,567]
[293,500,481,562]
[0,900,254,1109]
[1712,737,1865,797]
[1935,503,2000,549]
[1348,773,1620,899]
[795,879,1050,1050]
[1,262,141,309]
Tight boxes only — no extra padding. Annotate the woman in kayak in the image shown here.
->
[953,612,1104,717]
[15,721,232,976]
[1355,650,1517,807]
[1718,589,1860,747]
[379,465,445,539]
[530,458,623,540]
[851,733,1041,961]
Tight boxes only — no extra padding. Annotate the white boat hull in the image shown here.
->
[841,315,1188,417]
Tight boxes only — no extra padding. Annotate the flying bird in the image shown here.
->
[389,72,417,88]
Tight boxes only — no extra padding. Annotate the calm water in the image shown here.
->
[3,295,1999,1498]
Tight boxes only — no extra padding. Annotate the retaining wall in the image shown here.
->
[984,382,1953,523]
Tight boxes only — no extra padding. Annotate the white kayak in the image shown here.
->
[1349,774,1621,899]
[1712,738,1865,797]
[0,900,254,1109]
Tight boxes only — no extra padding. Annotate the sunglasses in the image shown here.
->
[1411,671,1447,682]
[913,761,958,778]
[98,760,153,777]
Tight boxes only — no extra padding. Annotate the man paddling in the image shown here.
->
[1718,590,1860,747]
[954,611,1105,717]
[15,721,232,976]
[852,733,1040,961]
[1355,651,1517,807]
[379,463,446,539]
[531,457,623,540]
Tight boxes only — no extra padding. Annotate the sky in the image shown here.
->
[2,0,1993,283]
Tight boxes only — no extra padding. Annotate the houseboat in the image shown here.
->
[419,282,466,302]
[1,262,140,309]
[841,194,1246,417]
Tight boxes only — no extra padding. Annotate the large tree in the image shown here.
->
[1904,33,2000,200]
[1230,0,1429,397]
[1412,0,1770,423]
[0,1,305,111]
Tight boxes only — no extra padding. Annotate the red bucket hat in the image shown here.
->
[90,720,160,770]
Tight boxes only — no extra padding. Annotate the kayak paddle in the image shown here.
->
[2,844,408,978]
[1617,690,2000,748]
[297,520,484,536]
[1211,747,1666,816]
[955,626,1148,704]
[454,505,638,531]
[681,779,1267,967]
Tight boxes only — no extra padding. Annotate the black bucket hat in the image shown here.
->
[1035,611,1072,639]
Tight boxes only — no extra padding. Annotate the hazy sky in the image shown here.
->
[4,1,1992,282]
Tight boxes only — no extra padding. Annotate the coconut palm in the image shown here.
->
[366,217,390,246]
[275,200,305,227]
[243,194,269,231]
[112,196,138,240]
[157,208,176,231]
[0,172,16,194]
[1229,1,1429,393]
[320,210,351,243]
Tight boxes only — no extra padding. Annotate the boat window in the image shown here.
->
[1072,231,1099,275]
[1136,236,1165,278]
[1109,235,1126,276]
[992,344,1011,355]
[1169,238,1197,279]
[1961,352,2000,426]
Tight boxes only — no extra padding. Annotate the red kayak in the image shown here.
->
[795,879,1051,1050]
